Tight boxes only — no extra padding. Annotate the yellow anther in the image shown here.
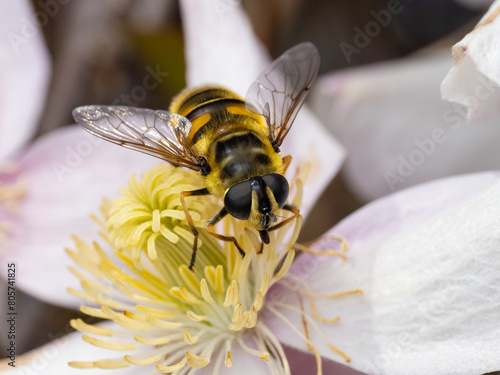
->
[146,317,182,329]
[253,291,264,311]
[232,304,242,323]
[215,265,225,293]
[170,286,202,304]
[68,361,94,369]
[156,362,186,373]
[259,352,270,361]
[183,330,198,345]
[223,280,239,307]
[134,334,169,346]
[200,278,214,303]
[70,319,113,336]
[186,311,206,322]
[230,311,249,331]
[82,335,139,351]
[246,306,258,328]
[124,354,160,366]
[94,359,130,369]
[185,351,210,369]
[225,350,233,367]
[259,273,271,296]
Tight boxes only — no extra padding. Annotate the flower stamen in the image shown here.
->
[266,305,322,374]
[82,335,140,351]
[67,164,353,373]
[156,361,186,373]
[124,354,160,366]
[133,334,169,345]
[69,319,113,336]
[185,351,210,368]
[238,338,270,361]
[225,350,233,367]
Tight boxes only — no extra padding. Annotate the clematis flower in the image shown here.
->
[63,164,352,373]
[4,163,500,374]
[0,0,342,307]
[311,2,500,202]
[1,0,345,371]
[441,0,500,120]
[3,1,500,375]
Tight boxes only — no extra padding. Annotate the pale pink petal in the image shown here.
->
[0,322,150,374]
[179,0,269,96]
[0,320,272,375]
[0,0,51,160]
[441,0,500,120]
[266,171,500,374]
[180,0,345,215]
[0,126,159,308]
[312,53,500,202]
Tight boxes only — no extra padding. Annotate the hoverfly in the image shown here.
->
[73,42,320,270]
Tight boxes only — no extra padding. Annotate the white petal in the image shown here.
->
[0,322,147,375]
[266,171,500,374]
[441,0,500,120]
[0,126,159,308]
[283,108,345,216]
[312,53,500,202]
[179,0,269,96]
[0,321,272,375]
[0,0,51,160]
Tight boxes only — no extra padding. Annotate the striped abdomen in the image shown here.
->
[169,85,283,197]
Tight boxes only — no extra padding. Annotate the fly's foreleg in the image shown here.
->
[180,188,210,271]
[268,204,300,232]
[257,204,300,253]
[205,207,246,258]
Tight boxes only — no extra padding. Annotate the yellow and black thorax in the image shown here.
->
[169,85,284,199]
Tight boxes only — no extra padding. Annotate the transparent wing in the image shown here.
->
[72,105,202,170]
[246,42,320,149]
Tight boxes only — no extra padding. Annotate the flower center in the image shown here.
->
[67,164,359,374]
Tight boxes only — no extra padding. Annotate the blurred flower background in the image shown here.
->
[1,0,500,373]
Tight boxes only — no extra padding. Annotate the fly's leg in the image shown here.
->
[205,207,246,258]
[268,204,300,232]
[180,188,210,271]
[257,204,300,253]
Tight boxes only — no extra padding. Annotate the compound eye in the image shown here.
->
[224,181,252,220]
[262,173,289,208]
